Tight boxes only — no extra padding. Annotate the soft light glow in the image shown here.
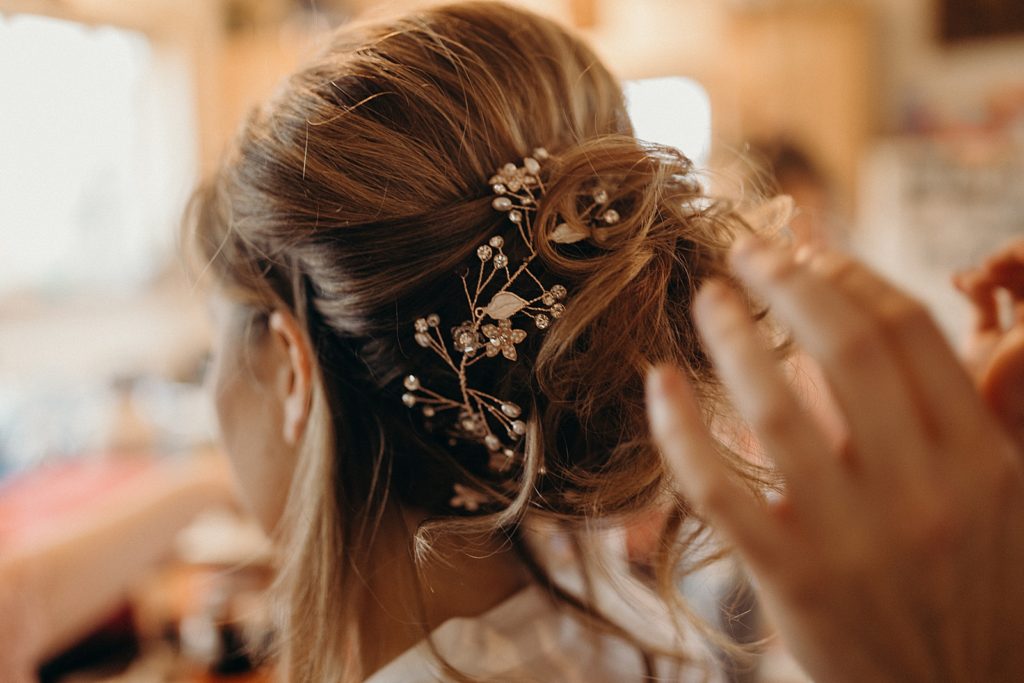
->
[625,77,712,166]
[0,14,195,293]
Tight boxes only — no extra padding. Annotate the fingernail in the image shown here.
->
[646,365,671,401]
[646,367,675,434]
[646,364,686,411]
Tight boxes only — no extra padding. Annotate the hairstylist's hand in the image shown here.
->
[955,238,1024,443]
[646,238,1024,683]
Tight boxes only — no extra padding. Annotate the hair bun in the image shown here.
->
[533,136,702,267]
[523,135,754,516]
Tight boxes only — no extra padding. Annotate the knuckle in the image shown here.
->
[812,251,858,282]
[694,477,734,516]
[761,252,803,286]
[988,453,1024,503]
[825,320,881,367]
[877,297,933,337]
[749,403,793,438]
[777,557,827,608]
[904,499,963,555]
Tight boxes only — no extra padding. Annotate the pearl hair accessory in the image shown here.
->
[400,147,620,509]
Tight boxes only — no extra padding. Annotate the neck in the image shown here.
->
[356,505,529,677]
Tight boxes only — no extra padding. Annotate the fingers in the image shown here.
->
[646,364,781,567]
[728,236,928,470]
[806,249,981,440]
[984,239,1024,288]
[986,242,1024,323]
[954,268,1001,333]
[979,327,1024,444]
[692,280,833,505]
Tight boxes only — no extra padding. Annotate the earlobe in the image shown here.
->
[268,310,314,447]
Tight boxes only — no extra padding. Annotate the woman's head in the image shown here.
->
[189,1,760,678]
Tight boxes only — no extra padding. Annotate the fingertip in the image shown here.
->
[645,364,699,437]
[646,363,683,403]
[951,271,967,292]
[697,278,730,302]
[729,233,765,269]
[645,364,667,402]
[694,279,737,323]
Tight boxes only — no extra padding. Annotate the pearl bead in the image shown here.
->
[492,196,513,211]
[477,245,493,261]
[402,393,417,407]
[403,375,420,391]
[501,402,521,418]
[489,235,504,248]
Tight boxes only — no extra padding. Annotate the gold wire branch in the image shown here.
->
[400,148,622,508]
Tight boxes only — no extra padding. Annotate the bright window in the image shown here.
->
[625,76,712,167]
[0,13,196,294]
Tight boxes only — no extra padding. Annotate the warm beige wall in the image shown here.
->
[858,0,1024,125]
[721,4,876,208]
[204,0,876,206]
[11,0,1022,207]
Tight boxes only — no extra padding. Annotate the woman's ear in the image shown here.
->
[268,310,314,446]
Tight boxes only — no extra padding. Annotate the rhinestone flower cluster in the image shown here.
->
[400,148,621,509]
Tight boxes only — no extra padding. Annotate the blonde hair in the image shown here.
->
[186,2,770,680]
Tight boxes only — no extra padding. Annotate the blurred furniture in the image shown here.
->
[0,453,234,679]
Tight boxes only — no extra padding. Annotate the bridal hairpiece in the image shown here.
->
[400,147,621,507]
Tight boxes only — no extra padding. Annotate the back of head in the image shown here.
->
[188,1,761,678]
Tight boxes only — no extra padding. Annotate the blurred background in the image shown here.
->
[0,0,1022,680]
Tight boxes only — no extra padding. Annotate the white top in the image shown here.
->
[365,578,724,683]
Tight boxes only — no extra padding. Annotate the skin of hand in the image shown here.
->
[646,236,1024,683]
[954,238,1024,443]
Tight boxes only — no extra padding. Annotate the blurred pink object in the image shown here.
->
[0,457,152,551]
[0,453,233,681]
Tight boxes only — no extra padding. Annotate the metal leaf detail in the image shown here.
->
[551,222,589,244]
[483,291,528,320]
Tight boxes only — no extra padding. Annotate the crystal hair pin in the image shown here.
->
[400,147,621,507]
